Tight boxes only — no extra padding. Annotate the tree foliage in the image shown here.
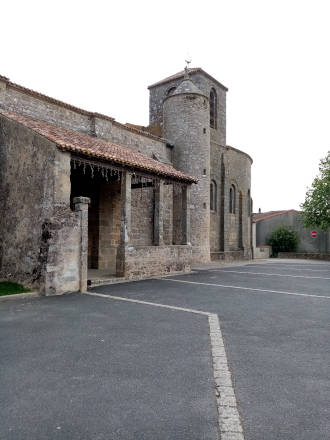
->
[300,152,330,231]
[266,226,299,257]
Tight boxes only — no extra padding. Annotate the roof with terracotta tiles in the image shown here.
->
[148,68,228,91]
[0,110,198,183]
[0,74,165,143]
[252,210,299,223]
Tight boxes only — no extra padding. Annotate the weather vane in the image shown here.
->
[184,55,192,78]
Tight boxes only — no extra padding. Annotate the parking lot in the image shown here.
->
[92,259,330,440]
[1,259,330,439]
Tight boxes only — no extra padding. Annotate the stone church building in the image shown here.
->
[0,68,252,295]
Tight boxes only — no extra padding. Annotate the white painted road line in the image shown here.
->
[85,292,210,315]
[245,265,330,273]
[212,270,330,280]
[159,278,330,300]
[85,291,245,439]
[249,263,330,269]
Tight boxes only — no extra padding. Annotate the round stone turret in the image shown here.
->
[163,75,211,262]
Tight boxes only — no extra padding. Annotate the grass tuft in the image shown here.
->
[0,282,31,296]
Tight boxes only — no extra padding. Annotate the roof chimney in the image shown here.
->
[258,208,261,213]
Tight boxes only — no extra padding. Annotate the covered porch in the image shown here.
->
[70,156,195,288]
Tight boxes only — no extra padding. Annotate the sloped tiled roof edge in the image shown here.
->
[148,68,228,91]
[0,75,166,143]
[252,209,300,223]
[0,110,198,184]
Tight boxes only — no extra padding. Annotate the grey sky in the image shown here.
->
[1,0,329,212]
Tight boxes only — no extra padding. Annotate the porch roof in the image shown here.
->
[0,110,198,183]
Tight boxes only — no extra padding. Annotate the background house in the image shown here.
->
[252,209,330,258]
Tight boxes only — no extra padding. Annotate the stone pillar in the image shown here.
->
[154,179,164,245]
[74,196,90,293]
[182,185,191,245]
[116,171,132,277]
[172,185,182,245]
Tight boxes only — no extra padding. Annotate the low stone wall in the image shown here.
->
[278,252,330,261]
[211,249,248,261]
[254,246,271,259]
[123,245,192,279]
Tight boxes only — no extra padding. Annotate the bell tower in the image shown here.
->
[163,68,211,262]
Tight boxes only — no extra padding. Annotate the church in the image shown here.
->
[0,67,252,295]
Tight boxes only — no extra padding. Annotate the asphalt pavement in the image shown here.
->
[91,259,330,440]
[0,293,218,440]
[1,259,330,440]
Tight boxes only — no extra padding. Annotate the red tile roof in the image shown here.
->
[148,68,228,91]
[252,210,299,222]
[0,110,198,183]
[0,74,165,142]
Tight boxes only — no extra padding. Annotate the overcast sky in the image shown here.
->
[1,0,329,212]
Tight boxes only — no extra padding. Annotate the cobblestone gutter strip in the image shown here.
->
[85,292,245,440]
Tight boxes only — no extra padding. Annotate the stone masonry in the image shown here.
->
[0,67,253,294]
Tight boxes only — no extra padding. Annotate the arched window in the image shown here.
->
[166,86,176,96]
[247,189,251,216]
[210,180,217,211]
[210,88,217,129]
[229,184,236,214]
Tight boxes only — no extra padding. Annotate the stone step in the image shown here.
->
[88,277,125,287]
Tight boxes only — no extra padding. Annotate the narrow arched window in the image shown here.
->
[166,86,176,96]
[210,88,217,129]
[210,180,217,211]
[229,184,236,213]
[247,189,251,216]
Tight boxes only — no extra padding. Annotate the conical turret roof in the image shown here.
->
[172,78,204,96]
[165,67,207,99]
[171,77,207,98]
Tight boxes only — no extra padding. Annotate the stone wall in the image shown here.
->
[0,69,254,282]
[190,73,227,146]
[96,118,172,164]
[209,142,252,258]
[0,78,172,166]
[0,115,56,287]
[0,82,91,134]
[155,71,252,262]
[98,182,121,272]
[43,207,81,295]
[123,183,173,247]
[210,143,224,252]
[131,186,154,246]
[278,252,330,261]
[0,115,83,293]
[163,92,210,262]
[149,70,227,145]
[256,211,329,253]
[163,184,173,245]
[223,146,252,257]
[254,246,271,259]
[123,245,192,278]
